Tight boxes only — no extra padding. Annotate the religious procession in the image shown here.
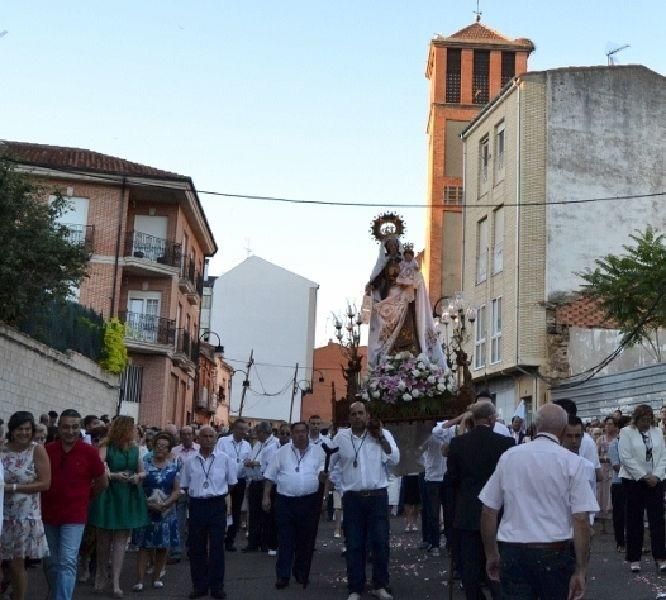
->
[1,3,665,600]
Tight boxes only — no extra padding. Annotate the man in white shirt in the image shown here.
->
[554,399,601,481]
[244,422,279,553]
[261,427,283,556]
[263,422,326,589]
[329,402,400,600]
[562,416,598,525]
[216,419,251,552]
[308,414,326,445]
[170,426,200,562]
[479,404,599,600]
[180,426,237,600]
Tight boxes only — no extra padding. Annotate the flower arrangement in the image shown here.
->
[362,351,449,405]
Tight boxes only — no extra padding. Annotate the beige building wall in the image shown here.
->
[461,76,549,413]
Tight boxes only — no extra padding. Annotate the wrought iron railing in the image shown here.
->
[180,258,204,295]
[119,311,175,345]
[60,223,95,252]
[124,231,181,266]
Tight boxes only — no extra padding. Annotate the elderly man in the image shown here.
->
[216,419,251,552]
[479,404,599,600]
[42,409,108,600]
[264,422,326,588]
[447,401,514,600]
[244,422,279,552]
[181,425,237,599]
[329,402,400,600]
[277,423,292,447]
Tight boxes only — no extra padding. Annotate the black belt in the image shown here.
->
[345,489,387,497]
[190,494,228,501]
[500,541,572,550]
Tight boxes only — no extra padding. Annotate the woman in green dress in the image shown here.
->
[89,415,149,597]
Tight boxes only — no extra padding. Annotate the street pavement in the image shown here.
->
[29,516,666,599]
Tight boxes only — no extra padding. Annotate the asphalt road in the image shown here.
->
[28,517,666,599]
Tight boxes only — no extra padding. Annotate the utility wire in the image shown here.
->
[4,157,664,210]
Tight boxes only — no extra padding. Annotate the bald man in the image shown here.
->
[479,404,599,600]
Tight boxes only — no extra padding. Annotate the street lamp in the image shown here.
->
[199,331,224,356]
[433,292,477,411]
[332,305,364,425]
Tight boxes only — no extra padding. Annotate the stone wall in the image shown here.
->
[0,324,119,420]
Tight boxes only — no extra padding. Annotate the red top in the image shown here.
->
[42,439,105,525]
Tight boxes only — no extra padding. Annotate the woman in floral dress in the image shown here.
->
[131,431,181,591]
[0,411,51,600]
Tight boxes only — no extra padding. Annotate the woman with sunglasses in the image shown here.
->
[619,404,666,573]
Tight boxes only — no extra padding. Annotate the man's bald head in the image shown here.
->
[349,401,368,432]
[535,404,568,438]
[198,426,217,451]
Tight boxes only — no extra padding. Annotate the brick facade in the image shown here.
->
[8,143,217,428]
[422,22,533,307]
[300,341,367,426]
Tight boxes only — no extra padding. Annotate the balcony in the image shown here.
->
[173,329,199,370]
[123,231,181,277]
[119,311,175,354]
[60,223,95,252]
[179,258,204,303]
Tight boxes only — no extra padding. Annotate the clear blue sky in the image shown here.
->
[2,1,664,348]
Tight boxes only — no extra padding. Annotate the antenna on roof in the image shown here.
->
[473,0,482,22]
[606,43,630,66]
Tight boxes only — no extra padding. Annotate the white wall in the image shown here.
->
[210,257,318,422]
[545,66,666,298]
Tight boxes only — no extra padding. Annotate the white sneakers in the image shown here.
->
[347,594,362,600]
[630,562,641,572]
[370,588,394,600]
[267,549,277,556]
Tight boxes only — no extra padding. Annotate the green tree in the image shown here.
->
[579,227,666,361]
[0,159,90,324]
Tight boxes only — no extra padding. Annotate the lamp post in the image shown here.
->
[332,305,364,426]
[433,292,477,413]
[199,331,224,356]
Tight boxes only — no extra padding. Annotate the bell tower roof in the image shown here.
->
[432,21,535,51]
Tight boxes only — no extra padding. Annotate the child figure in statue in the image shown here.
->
[396,245,420,302]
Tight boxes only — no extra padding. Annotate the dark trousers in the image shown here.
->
[611,482,626,548]
[443,473,459,569]
[225,477,246,546]
[423,480,443,548]
[458,529,500,600]
[247,480,265,549]
[274,492,319,581]
[267,484,278,550]
[624,478,666,562]
[342,490,390,594]
[189,496,227,594]
[499,543,575,600]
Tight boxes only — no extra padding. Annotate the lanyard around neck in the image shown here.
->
[350,431,367,468]
[291,444,310,472]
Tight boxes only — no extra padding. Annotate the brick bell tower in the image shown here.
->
[422,15,534,306]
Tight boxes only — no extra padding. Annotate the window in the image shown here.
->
[480,135,489,184]
[501,52,515,87]
[201,293,211,309]
[492,206,504,274]
[491,297,502,364]
[446,48,461,103]
[472,50,490,105]
[494,121,505,175]
[474,304,487,369]
[476,217,488,284]
[443,186,463,205]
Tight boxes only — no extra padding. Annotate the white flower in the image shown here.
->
[417,361,425,370]
[426,389,434,397]
[437,377,445,385]
[436,383,446,392]
[370,380,378,389]
[372,390,381,399]
[417,352,428,362]
[398,380,406,391]
[402,393,412,402]
[412,369,420,377]
[362,392,369,401]
[412,389,421,398]
[427,375,436,384]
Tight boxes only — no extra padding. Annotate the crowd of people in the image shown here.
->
[0,398,662,600]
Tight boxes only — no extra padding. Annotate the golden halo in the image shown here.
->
[369,212,407,243]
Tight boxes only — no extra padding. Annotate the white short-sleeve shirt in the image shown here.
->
[264,442,325,497]
[479,434,599,543]
[180,450,238,498]
[215,436,252,478]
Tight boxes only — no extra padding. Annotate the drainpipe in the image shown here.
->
[110,177,126,318]
[515,86,521,370]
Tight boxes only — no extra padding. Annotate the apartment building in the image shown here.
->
[460,66,665,422]
[421,17,533,306]
[2,141,217,427]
